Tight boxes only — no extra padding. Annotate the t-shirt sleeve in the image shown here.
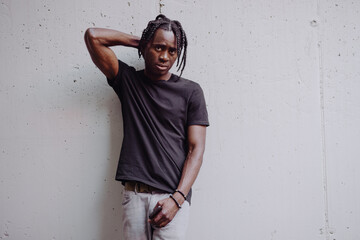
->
[187,84,209,126]
[106,60,131,92]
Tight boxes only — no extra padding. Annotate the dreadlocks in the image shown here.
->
[138,14,188,76]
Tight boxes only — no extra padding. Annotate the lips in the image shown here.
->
[155,64,168,71]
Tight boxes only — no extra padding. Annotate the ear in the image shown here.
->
[140,42,151,57]
[140,46,145,57]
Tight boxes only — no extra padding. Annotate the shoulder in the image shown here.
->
[174,75,203,92]
[171,75,206,102]
[107,59,138,88]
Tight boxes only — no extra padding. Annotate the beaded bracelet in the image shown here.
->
[169,194,182,209]
[174,189,187,201]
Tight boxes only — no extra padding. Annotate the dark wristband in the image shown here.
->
[169,194,181,209]
[174,189,187,201]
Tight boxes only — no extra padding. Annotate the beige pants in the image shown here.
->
[122,189,190,240]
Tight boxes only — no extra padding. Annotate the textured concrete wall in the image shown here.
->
[1,0,359,239]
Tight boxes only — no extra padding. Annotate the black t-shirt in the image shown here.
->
[108,60,209,202]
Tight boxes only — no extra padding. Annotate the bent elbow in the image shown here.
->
[84,28,96,42]
[188,142,205,157]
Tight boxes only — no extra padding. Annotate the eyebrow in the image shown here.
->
[153,43,166,47]
[152,42,176,48]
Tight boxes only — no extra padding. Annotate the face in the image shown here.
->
[142,28,178,81]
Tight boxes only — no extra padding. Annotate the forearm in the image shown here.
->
[174,145,204,205]
[149,145,204,227]
[84,28,140,48]
[173,125,207,205]
[149,127,206,227]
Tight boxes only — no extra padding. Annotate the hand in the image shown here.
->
[148,197,180,228]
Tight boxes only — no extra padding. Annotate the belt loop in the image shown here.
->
[134,182,138,194]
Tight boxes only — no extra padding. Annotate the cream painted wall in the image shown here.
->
[1,0,359,239]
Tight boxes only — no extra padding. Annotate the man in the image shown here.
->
[84,14,209,239]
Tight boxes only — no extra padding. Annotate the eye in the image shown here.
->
[169,48,177,55]
[155,46,162,51]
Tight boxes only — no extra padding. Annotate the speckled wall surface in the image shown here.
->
[1,0,359,239]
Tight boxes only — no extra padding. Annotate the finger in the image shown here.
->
[149,206,162,220]
[153,216,167,228]
[155,210,173,228]
[158,219,170,228]
[152,211,164,225]
[150,207,164,225]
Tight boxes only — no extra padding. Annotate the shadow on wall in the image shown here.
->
[82,60,142,240]
[100,92,124,240]
[79,68,125,240]
[66,42,144,240]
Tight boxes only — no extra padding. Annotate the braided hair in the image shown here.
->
[138,14,188,76]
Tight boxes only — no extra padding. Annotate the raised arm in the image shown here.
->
[84,28,140,79]
[150,125,207,227]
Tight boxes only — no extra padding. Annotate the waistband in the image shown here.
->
[124,181,166,194]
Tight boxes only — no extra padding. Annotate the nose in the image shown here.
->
[159,51,169,62]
